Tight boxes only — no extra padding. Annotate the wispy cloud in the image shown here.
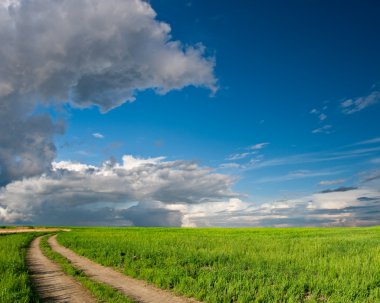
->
[247,146,380,170]
[319,178,347,186]
[352,137,380,146]
[341,91,380,114]
[92,133,105,139]
[256,169,342,184]
[225,152,256,161]
[249,142,269,150]
[312,125,332,134]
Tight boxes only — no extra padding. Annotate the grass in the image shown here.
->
[40,235,134,303]
[58,227,380,303]
[0,233,39,303]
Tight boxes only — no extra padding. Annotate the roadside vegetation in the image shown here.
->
[40,235,134,303]
[0,233,38,303]
[58,227,380,303]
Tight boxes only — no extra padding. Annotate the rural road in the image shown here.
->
[27,236,96,303]
[49,234,201,303]
[0,228,70,234]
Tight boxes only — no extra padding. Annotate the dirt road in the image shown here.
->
[49,235,200,303]
[0,227,70,234]
[27,236,96,303]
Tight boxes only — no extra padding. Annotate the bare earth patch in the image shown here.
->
[49,235,201,303]
[27,236,96,303]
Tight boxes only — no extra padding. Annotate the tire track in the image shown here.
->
[27,236,96,303]
[48,235,200,303]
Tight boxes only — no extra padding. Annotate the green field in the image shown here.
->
[57,227,380,303]
[0,233,38,303]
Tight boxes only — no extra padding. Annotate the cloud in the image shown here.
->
[245,146,377,171]
[353,137,380,146]
[225,151,256,161]
[0,155,237,225]
[92,133,104,139]
[181,187,380,227]
[312,125,332,134]
[319,178,347,186]
[319,186,358,194]
[361,169,380,183]
[341,91,380,114]
[255,169,342,184]
[249,142,269,150]
[319,113,327,121]
[219,163,242,169]
[0,0,216,185]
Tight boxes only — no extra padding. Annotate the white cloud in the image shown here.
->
[353,137,380,146]
[319,113,327,121]
[312,125,332,134]
[225,151,255,161]
[310,109,319,114]
[0,155,237,224]
[308,188,377,210]
[181,186,380,227]
[0,0,216,185]
[341,91,380,114]
[92,133,104,139]
[249,142,269,150]
[319,178,347,186]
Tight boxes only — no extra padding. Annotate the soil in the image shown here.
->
[26,236,96,303]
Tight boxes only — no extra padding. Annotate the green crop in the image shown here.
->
[58,227,380,303]
[0,233,39,303]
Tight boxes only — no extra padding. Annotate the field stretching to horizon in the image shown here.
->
[57,227,380,303]
[1,226,380,302]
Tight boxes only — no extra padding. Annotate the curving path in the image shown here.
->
[48,235,200,303]
[27,236,96,303]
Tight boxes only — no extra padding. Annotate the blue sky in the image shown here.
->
[0,0,379,226]
[58,1,380,198]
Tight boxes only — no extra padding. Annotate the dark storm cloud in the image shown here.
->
[0,0,216,185]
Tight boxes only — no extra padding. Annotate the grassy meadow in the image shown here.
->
[58,227,380,303]
[0,233,38,303]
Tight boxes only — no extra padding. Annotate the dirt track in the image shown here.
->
[0,228,70,234]
[26,236,96,303]
[49,235,200,303]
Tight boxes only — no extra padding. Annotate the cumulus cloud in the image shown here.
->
[0,155,237,225]
[181,187,380,227]
[0,0,216,185]
[341,91,380,114]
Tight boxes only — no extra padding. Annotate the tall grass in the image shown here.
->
[58,227,380,303]
[0,233,38,303]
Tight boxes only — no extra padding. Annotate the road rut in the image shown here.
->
[27,236,96,303]
[49,235,200,303]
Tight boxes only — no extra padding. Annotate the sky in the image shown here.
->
[0,0,380,227]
